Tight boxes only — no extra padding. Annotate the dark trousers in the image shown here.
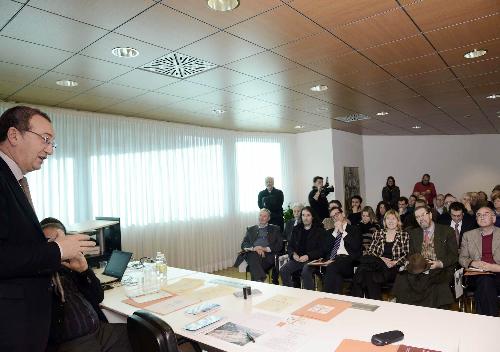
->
[351,267,398,300]
[280,259,308,287]
[473,273,500,317]
[246,251,275,282]
[49,323,132,352]
[323,256,355,294]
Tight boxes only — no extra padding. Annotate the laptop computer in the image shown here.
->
[95,250,133,284]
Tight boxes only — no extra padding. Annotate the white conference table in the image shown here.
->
[101,267,500,352]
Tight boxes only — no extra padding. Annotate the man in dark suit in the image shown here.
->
[322,208,362,294]
[258,176,284,231]
[393,205,458,308]
[234,209,282,282]
[438,201,477,247]
[0,106,96,352]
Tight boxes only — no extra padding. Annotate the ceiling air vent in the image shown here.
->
[334,113,371,123]
[139,52,217,78]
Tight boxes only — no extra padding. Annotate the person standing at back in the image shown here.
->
[382,176,400,210]
[413,173,437,208]
[0,106,96,352]
[258,176,284,231]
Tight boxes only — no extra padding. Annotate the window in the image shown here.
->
[90,143,224,226]
[235,141,282,212]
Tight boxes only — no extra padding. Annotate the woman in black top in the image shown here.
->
[351,210,409,300]
[382,176,400,210]
[279,206,326,288]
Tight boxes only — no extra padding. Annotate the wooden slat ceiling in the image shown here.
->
[0,0,499,134]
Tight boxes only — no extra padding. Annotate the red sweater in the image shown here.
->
[413,182,437,205]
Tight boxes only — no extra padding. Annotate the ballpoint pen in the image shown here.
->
[246,332,256,343]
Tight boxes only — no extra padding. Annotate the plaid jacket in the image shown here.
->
[367,229,410,265]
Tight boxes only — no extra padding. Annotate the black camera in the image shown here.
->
[313,177,335,197]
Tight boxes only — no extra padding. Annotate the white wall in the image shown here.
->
[331,129,365,208]
[362,134,500,207]
[293,129,335,206]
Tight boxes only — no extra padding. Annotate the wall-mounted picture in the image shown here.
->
[344,167,360,208]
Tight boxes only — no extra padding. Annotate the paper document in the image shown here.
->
[162,278,205,295]
[186,285,236,301]
[207,322,263,346]
[122,290,174,308]
[145,295,200,315]
[292,298,351,322]
[335,339,399,352]
[254,294,299,313]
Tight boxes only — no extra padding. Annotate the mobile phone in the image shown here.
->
[184,315,222,331]
[185,303,220,315]
[371,330,404,346]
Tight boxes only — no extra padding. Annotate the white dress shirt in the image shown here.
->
[333,222,349,256]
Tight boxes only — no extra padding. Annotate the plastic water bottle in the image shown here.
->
[155,252,168,283]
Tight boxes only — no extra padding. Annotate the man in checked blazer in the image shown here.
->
[459,206,500,316]
[234,209,282,282]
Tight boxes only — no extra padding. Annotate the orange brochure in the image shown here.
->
[335,339,398,352]
[291,297,351,322]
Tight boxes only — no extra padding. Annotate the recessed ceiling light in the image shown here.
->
[310,85,328,92]
[412,125,421,129]
[212,108,225,115]
[376,111,388,116]
[464,114,471,118]
[207,0,239,11]
[486,94,499,99]
[111,47,139,58]
[463,48,487,59]
[294,125,304,129]
[56,80,78,87]
[316,106,329,112]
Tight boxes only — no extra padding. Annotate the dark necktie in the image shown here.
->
[329,231,343,260]
[19,177,34,209]
[454,223,460,244]
[424,229,430,244]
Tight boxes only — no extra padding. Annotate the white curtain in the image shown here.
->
[0,101,297,272]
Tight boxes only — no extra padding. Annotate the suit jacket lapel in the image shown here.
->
[492,228,500,259]
[0,158,43,239]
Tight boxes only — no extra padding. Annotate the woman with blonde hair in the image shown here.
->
[351,209,409,300]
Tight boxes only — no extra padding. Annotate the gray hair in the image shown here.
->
[260,208,271,217]
[291,202,304,210]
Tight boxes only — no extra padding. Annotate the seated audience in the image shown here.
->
[376,201,389,224]
[459,207,500,317]
[352,210,409,300]
[234,209,282,282]
[40,217,132,352]
[413,173,437,207]
[470,192,479,213]
[435,194,445,215]
[392,206,458,308]
[283,203,303,241]
[329,199,343,211]
[443,194,456,211]
[462,192,475,216]
[398,197,410,224]
[493,193,500,227]
[357,206,380,251]
[476,191,489,209]
[438,201,477,247]
[382,176,400,210]
[280,206,326,288]
[322,208,362,294]
[403,198,427,230]
[347,195,363,225]
[407,194,417,214]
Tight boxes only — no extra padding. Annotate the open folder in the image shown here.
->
[292,297,351,322]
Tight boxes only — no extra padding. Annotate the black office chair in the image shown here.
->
[127,310,202,352]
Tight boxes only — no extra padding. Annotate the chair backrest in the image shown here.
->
[127,310,180,352]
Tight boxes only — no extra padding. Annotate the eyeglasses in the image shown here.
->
[415,212,429,220]
[25,130,57,148]
[476,213,492,219]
